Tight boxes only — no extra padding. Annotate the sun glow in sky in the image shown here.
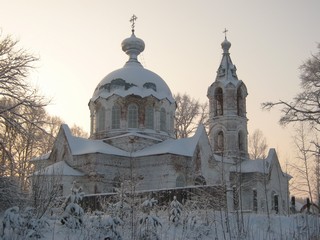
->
[1,0,320,164]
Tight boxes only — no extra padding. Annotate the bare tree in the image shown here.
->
[262,43,320,132]
[40,115,63,155]
[174,93,209,139]
[70,124,89,138]
[248,129,268,159]
[288,123,315,202]
[31,168,63,218]
[0,33,47,174]
[314,136,320,209]
[0,33,46,130]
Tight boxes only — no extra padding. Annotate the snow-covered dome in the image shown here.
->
[91,32,174,103]
[89,29,176,141]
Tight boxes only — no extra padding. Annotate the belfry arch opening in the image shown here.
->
[214,130,224,154]
[238,130,246,152]
[214,87,223,116]
[237,87,245,117]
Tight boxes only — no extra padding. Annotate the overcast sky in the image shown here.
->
[1,0,320,164]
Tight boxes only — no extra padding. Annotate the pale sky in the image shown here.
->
[1,0,320,165]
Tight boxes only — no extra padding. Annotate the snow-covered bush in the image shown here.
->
[1,206,47,239]
[88,211,123,240]
[169,196,183,226]
[138,198,162,240]
[60,181,85,229]
[0,176,28,212]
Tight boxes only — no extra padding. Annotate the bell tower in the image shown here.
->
[207,35,248,161]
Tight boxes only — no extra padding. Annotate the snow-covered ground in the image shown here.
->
[1,207,319,240]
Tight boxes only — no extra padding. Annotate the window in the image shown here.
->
[215,88,223,116]
[91,112,96,133]
[253,189,257,212]
[233,186,239,210]
[112,105,120,129]
[176,175,185,187]
[216,131,224,152]
[160,108,166,131]
[238,131,245,152]
[237,87,245,116]
[97,107,105,132]
[128,104,138,128]
[145,106,154,129]
[271,191,279,214]
[274,194,279,214]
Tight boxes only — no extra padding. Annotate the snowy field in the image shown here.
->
[1,207,319,240]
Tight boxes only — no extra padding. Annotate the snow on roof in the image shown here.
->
[91,64,175,103]
[134,124,205,157]
[229,159,269,173]
[34,161,84,176]
[105,131,163,142]
[91,31,174,104]
[229,149,291,178]
[61,124,204,158]
[29,152,51,162]
[61,124,129,156]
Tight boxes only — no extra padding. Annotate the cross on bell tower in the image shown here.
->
[223,28,228,39]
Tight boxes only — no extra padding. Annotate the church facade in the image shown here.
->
[32,26,291,214]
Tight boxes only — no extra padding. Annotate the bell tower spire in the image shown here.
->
[207,33,249,161]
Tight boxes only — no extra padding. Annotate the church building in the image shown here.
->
[32,21,291,214]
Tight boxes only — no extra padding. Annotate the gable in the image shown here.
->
[49,124,74,163]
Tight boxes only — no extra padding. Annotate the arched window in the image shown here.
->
[237,88,245,116]
[112,105,120,129]
[216,130,224,152]
[176,175,185,187]
[271,191,279,214]
[91,111,96,133]
[145,106,154,129]
[97,107,105,132]
[215,88,223,116]
[128,104,138,128]
[160,107,166,131]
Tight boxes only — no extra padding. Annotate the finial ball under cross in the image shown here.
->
[130,14,137,33]
[223,28,228,39]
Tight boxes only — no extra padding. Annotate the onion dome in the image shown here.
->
[90,32,174,103]
[221,38,231,53]
[121,32,145,64]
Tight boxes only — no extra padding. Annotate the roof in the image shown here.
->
[90,32,174,103]
[207,37,247,97]
[135,125,205,157]
[215,37,239,84]
[229,149,292,178]
[61,124,205,158]
[229,158,269,174]
[34,161,84,176]
[30,152,50,162]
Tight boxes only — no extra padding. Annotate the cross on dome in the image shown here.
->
[130,14,137,33]
[223,28,228,39]
[221,28,231,53]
